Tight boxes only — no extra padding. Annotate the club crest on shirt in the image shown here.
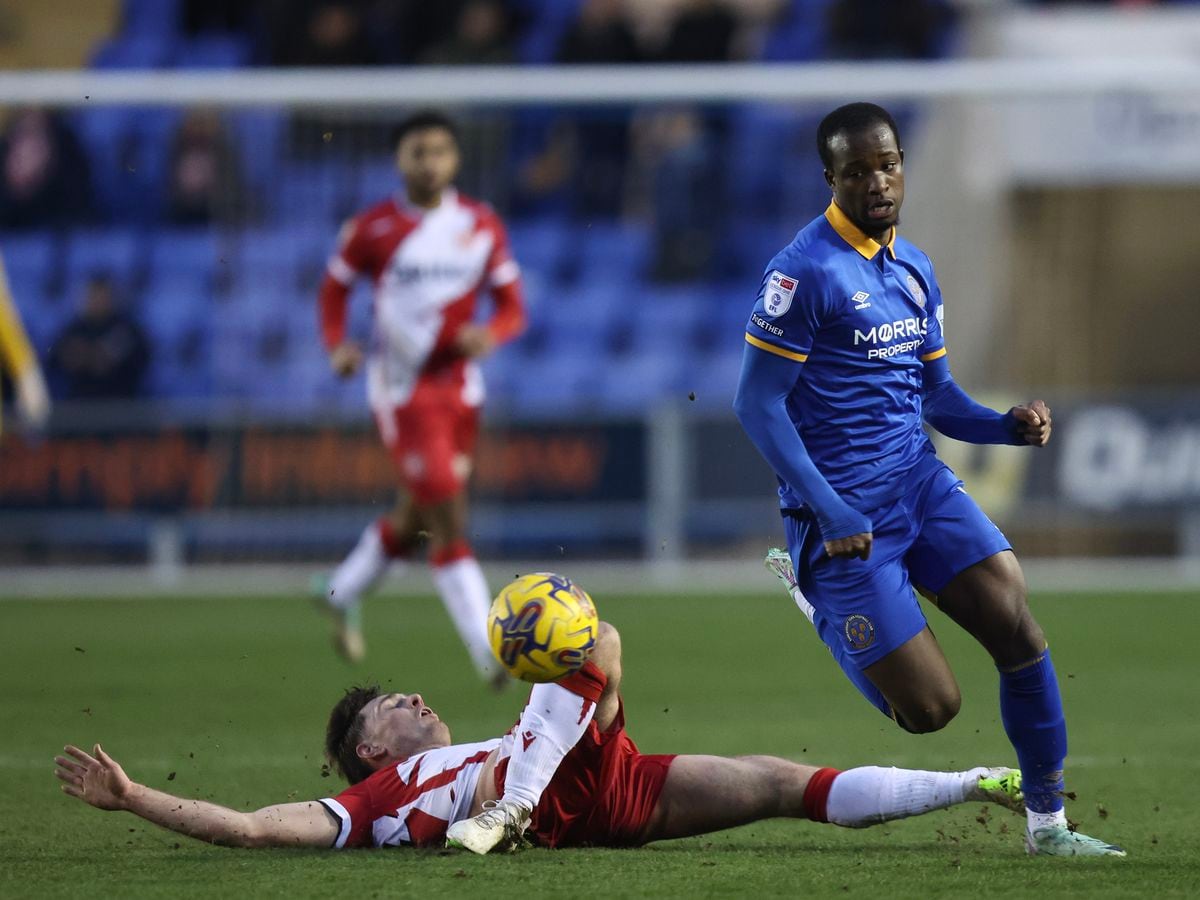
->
[905,274,926,310]
[844,614,876,651]
[764,270,798,317]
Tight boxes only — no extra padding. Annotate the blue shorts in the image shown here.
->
[784,459,1011,673]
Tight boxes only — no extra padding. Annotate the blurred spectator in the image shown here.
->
[514,0,649,220]
[827,0,955,59]
[183,0,257,35]
[660,0,740,62]
[377,0,469,64]
[265,1,378,67]
[0,255,50,437]
[419,0,516,65]
[48,274,150,401]
[0,108,92,230]
[556,0,643,64]
[639,109,722,282]
[166,110,246,226]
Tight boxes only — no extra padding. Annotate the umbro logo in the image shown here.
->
[522,730,536,751]
[851,291,871,310]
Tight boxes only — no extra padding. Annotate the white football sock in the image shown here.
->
[789,586,817,624]
[500,682,597,810]
[327,521,405,610]
[826,766,978,828]
[430,556,501,679]
[1027,808,1068,831]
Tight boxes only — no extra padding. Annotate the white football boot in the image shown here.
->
[446,800,532,855]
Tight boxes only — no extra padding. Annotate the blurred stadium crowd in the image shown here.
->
[0,0,958,415]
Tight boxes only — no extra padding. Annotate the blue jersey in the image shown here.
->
[744,201,947,513]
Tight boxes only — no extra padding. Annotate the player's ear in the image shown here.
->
[899,148,905,164]
[355,741,385,763]
[823,168,835,189]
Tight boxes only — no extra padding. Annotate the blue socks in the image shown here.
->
[998,648,1068,813]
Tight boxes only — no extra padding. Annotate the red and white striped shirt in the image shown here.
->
[320,736,526,849]
[318,188,525,409]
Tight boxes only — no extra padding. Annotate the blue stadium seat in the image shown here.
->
[357,163,400,209]
[228,111,287,193]
[684,349,742,410]
[148,229,222,280]
[175,36,251,69]
[509,220,569,282]
[119,0,182,39]
[273,163,357,227]
[64,229,145,287]
[724,105,808,219]
[577,222,650,283]
[512,0,583,63]
[90,37,175,69]
[1,232,57,296]
[760,0,832,61]
[720,218,798,280]
[596,354,685,413]
[140,274,211,397]
[623,286,703,350]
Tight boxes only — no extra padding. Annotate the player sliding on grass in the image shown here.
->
[734,102,1124,857]
[315,109,525,679]
[56,623,1024,854]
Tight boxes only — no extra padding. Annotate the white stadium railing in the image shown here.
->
[2,59,1200,107]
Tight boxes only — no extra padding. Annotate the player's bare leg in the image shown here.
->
[423,491,507,688]
[860,627,962,733]
[643,754,1023,844]
[934,551,1125,857]
[319,496,421,662]
[448,624,622,854]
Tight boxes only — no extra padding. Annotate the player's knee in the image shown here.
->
[589,622,622,684]
[991,582,1046,664]
[898,688,961,734]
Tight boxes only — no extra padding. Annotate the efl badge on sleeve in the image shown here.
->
[905,274,926,310]
[765,271,798,317]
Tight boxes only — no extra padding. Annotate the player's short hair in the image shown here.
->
[391,110,460,150]
[816,102,902,170]
[325,684,382,784]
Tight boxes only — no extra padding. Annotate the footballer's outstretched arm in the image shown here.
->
[55,744,338,849]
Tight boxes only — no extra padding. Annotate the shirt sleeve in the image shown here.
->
[915,260,946,363]
[484,210,520,289]
[325,216,372,287]
[320,778,378,849]
[743,251,826,364]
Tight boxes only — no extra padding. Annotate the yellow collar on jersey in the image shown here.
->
[825,201,897,260]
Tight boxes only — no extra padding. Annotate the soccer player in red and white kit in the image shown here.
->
[57,621,1028,854]
[317,110,526,676]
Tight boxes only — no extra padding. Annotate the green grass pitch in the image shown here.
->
[2,588,1197,898]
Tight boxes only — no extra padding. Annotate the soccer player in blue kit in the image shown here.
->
[733,103,1124,858]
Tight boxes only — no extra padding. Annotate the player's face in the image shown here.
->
[359,692,451,761]
[396,127,460,201]
[824,124,904,240]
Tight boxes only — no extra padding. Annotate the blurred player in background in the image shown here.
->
[735,103,1124,857]
[316,110,525,680]
[0,254,50,440]
[57,621,1025,853]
